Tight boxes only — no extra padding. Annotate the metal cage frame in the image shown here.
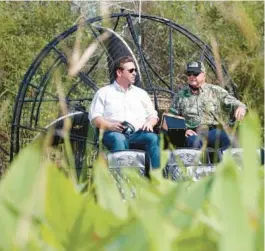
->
[10,11,237,166]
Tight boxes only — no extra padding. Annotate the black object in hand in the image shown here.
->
[122,121,135,135]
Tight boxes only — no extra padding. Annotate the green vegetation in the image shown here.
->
[0,113,263,250]
[0,2,264,250]
[0,2,263,169]
[0,2,78,170]
[141,1,264,118]
[0,2,76,96]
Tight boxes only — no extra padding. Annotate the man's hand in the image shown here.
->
[142,116,158,132]
[92,117,124,132]
[142,120,154,132]
[107,122,124,132]
[234,106,246,121]
[185,129,197,137]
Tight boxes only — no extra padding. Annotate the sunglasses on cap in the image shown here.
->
[123,68,137,73]
[186,72,200,77]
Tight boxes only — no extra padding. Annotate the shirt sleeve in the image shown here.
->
[88,90,105,123]
[143,91,159,119]
[215,86,247,110]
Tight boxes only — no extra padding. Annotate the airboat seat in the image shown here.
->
[218,147,264,166]
[163,148,216,181]
[105,150,150,176]
[104,150,151,200]
[10,10,244,183]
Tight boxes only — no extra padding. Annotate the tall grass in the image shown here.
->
[0,113,263,250]
[0,2,263,250]
[0,1,263,172]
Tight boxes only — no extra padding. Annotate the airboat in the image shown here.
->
[11,10,259,185]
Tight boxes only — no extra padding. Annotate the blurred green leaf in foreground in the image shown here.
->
[0,112,263,251]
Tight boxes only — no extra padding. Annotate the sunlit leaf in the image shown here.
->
[239,113,261,225]
[164,177,213,229]
[43,163,84,248]
[173,224,218,251]
[213,157,254,251]
[89,219,148,251]
[93,155,128,220]
[0,142,43,250]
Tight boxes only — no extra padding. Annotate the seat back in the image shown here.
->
[187,165,217,181]
[219,148,264,166]
[104,150,150,200]
[171,148,209,165]
[106,150,150,176]
[163,148,211,181]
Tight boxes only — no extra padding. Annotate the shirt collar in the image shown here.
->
[114,81,134,92]
[185,82,207,95]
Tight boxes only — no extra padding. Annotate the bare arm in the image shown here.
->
[142,116,159,132]
[141,91,159,132]
[92,117,124,132]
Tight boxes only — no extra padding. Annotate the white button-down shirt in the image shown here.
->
[89,81,158,131]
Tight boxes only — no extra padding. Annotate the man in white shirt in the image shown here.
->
[89,56,160,168]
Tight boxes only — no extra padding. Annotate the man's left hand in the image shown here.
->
[234,106,246,121]
[142,121,154,132]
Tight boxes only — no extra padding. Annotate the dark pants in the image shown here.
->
[103,130,160,169]
[185,128,230,150]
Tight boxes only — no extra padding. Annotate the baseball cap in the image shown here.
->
[186,61,206,74]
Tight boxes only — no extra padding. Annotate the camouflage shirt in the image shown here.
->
[169,83,247,129]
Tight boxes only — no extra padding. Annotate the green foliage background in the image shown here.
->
[0,2,264,250]
[0,2,78,169]
[140,1,264,115]
[0,113,263,251]
[0,2,264,168]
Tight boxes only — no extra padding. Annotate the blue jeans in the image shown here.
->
[103,130,160,169]
[185,129,230,150]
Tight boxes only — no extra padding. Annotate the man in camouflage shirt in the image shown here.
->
[169,61,247,149]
